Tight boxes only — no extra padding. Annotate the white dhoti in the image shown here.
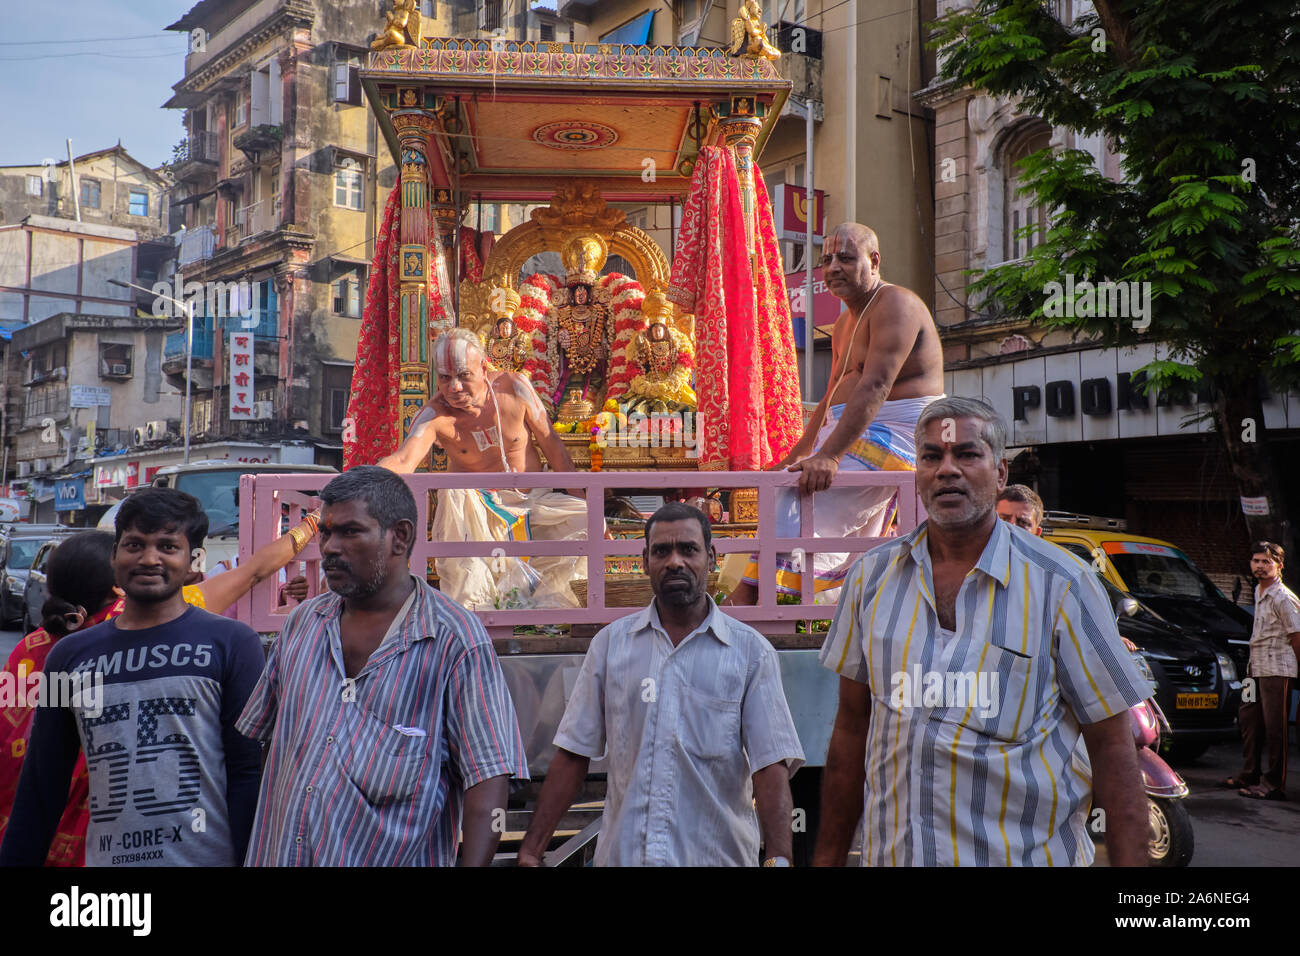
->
[431,487,589,610]
[741,394,944,601]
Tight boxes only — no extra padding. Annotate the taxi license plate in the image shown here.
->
[1176,692,1219,710]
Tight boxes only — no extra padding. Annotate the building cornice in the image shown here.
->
[172,1,315,99]
[914,77,966,108]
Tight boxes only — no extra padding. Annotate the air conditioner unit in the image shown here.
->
[16,462,31,477]
[146,420,169,441]
[132,426,148,447]
[33,460,50,474]
[254,401,274,418]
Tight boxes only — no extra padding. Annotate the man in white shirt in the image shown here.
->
[518,503,805,866]
[1231,541,1300,800]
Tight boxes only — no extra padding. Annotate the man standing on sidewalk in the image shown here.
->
[518,503,804,866]
[1229,542,1300,800]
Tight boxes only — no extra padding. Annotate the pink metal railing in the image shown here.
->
[235,470,921,636]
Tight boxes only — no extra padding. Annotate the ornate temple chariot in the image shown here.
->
[348,6,802,488]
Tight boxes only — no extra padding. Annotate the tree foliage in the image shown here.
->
[929,0,1300,393]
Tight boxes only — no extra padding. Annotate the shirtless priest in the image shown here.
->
[727,223,945,605]
[378,327,588,609]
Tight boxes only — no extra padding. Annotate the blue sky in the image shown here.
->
[0,2,191,168]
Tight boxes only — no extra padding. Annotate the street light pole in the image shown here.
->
[107,277,192,464]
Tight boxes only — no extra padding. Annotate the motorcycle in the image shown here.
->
[1130,694,1195,866]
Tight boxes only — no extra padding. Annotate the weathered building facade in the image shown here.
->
[0,146,170,240]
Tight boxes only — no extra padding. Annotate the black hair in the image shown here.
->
[320,465,418,554]
[41,531,116,635]
[1252,541,1284,567]
[643,502,711,548]
[115,487,209,551]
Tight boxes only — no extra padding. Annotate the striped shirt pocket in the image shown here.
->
[949,642,1036,744]
[343,707,432,807]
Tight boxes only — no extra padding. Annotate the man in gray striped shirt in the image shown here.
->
[814,397,1150,866]
[237,467,529,866]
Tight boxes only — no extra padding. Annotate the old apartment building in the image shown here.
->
[0,146,170,241]
[160,0,574,466]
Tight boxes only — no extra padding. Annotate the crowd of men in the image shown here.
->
[0,220,1293,868]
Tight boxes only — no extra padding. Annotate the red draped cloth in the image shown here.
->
[0,599,124,867]
[344,189,450,469]
[667,146,802,470]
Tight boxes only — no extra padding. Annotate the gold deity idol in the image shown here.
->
[372,0,423,51]
[553,235,614,409]
[729,0,781,61]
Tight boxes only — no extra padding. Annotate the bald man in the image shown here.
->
[379,327,588,609]
[729,223,945,605]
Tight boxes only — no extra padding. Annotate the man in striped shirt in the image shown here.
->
[814,397,1150,866]
[237,466,529,866]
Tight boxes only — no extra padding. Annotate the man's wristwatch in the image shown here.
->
[763,856,791,867]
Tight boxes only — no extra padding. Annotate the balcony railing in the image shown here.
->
[164,320,216,363]
[177,131,220,165]
[178,224,217,266]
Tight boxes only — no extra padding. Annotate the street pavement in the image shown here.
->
[0,625,1293,868]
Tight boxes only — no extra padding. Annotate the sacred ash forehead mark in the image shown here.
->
[434,333,480,375]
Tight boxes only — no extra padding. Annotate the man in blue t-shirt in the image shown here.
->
[0,488,264,867]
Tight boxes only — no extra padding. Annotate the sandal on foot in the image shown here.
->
[1240,784,1286,800]
[1221,776,1254,789]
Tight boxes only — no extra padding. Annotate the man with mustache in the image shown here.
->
[814,397,1151,866]
[1228,541,1300,800]
[728,223,945,605]
[1,489,264,866]
[236,466,528,866]
[378,327,588,610]
[518,503,804,866]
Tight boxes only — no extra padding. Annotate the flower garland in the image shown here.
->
[601,273,646,403]
[514,273,559,413]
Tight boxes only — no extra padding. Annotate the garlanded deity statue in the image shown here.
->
[372,0,423,51]
[729,0,781,61]
[624,290,697,414]
[485,316,532,373]
[547,236,617,422]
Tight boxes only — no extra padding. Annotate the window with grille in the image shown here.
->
[25,175,42,197]
[81,179,101,209]
[478,0,502,31]
[540,21,555,41]
[1003,125,1052,261]
[334,159,364,210]
[129,189,149,217]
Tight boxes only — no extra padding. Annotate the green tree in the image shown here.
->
[930,0,1300,583]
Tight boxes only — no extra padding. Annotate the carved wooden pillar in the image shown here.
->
[391,108,438,449]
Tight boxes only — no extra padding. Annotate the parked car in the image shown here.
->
[23,539,59,633]
[1100,572,1239,762]
[1043,512,1253,676]
[0,525,75,630]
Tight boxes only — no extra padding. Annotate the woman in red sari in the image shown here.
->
[0,532,120,866]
